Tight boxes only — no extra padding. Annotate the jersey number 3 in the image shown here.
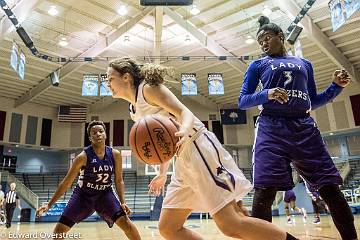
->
[283,71,293,87]
[96,173,109,183]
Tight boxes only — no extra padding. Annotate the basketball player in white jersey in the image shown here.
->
[106,58,299,240]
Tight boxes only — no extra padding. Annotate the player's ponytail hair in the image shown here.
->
[140,63,174,86]
[109,58,173,88]
[257,16,284,38]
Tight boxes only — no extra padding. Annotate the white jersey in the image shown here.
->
[130,81,252,216]
[130,82,204,130]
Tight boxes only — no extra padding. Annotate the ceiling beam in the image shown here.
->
[90,6,220,112]
[154,6,163,64]
[0,0,42,38]
[321,17,360,31]
[14,7,154,108]
[164,7,247,75]
[278,0,360,82]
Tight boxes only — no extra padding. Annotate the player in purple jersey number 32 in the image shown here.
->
[36,121,141,240]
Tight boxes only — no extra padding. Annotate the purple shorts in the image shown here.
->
[253,115,342,191]
[284,190,296,203]
[61,186,125,227]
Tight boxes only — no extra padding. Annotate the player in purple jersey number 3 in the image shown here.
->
[238,16,357,240]
[36,121,141,240]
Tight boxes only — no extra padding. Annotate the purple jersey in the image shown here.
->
[239,56,343,117]
[77,146,114,193]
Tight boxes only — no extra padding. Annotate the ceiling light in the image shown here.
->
[245,35,255,44]
[190,5,200,15]
[262,6,272,17]
[117,5,127,16]
[58,37,69,47]
[48,6,58,16]
[185,34,191,44]
[123,35,130,45]
[41,147,44,150]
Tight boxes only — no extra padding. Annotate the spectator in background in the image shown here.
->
[0,185,5,224]
[4,182,21,228]
[0,185,4,208]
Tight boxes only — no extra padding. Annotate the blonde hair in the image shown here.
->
[109,58,173,87]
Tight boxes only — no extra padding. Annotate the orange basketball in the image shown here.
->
[129,115,179,165]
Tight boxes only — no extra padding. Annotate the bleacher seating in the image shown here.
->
[12,170,164,216]
[343,160,360,189]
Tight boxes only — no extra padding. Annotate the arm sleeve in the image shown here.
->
[305,60,343,110]
[238,61,269,109]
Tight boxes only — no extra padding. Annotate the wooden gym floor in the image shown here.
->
[0,215,359,239]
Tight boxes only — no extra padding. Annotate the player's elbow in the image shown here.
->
[237,96,247,110]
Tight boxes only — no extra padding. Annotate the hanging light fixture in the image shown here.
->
[190,5,200,15]
[48,6,59,16]
[58,37,68,47]
[117,5,127,16]
[245,35,255,44]
[185,34,191,44]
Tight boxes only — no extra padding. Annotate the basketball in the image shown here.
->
[129,115,179,165]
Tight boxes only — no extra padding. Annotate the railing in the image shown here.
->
[340,161,351,180]
[133,174,138,213]
[15,164,69,173]
[0,171,39,209]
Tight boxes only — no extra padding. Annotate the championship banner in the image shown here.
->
[208,73,224,95]
[181,73,197,95]
[18,51,26,80]
[329,0,346,31]
[82,74,99,96]
[344,0,360,19]
[10,42,18,72]
[100,74,112,96]
[294,40,303,58]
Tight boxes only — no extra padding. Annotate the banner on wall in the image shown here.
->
[344,0,360,19]
[99,74,112,96]
[294,40,303,58]
[181,73,197,95]
[220,109,247,125]
[82,74,99,96]
[10,42,18,72]
[329,0,346,31]
[208,73,224,95]
[18,51,26,80]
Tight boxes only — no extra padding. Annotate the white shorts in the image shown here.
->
[162,130,253,216]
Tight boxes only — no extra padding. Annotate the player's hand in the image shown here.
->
[121,203,132,215]
[268,87,289,104]
[36,205,49,217]
[333,69,351,87]
[148,174,167,196]
[170,118,191,152]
